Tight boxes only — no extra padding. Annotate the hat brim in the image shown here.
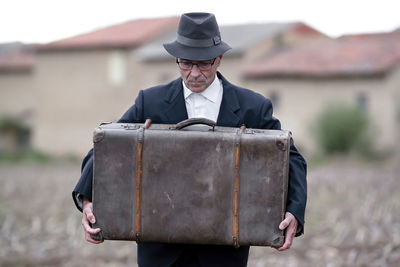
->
[163,41,231,61]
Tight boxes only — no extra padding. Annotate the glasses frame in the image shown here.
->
[176,58,217,71]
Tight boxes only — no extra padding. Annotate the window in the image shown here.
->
[356,92,368,113]
[107,50,127,87]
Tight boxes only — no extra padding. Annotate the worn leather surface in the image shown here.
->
[92,123,289,247]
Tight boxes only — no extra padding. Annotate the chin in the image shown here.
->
[189,87,206,93]
[188,84,206,93]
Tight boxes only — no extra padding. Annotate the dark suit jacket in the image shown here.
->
[73,72,307,267]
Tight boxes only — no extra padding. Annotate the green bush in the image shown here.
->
[0,116,29,134]
[0,148,52,164]
[315,104,370,154]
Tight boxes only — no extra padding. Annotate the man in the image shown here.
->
[73,12,307,266]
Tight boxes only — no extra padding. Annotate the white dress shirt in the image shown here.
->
[182,75,223,122]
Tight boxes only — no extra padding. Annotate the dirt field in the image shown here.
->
[0,157,399,267]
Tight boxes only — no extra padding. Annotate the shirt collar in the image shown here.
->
[183,75,221,103]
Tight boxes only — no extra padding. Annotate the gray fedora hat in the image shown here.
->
[163,12,231,61]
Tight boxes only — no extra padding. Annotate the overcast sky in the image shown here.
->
[1,0,399,44]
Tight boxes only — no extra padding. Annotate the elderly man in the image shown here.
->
[73,12,307,267]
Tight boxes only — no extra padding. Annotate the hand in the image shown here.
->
[277,211,298,251]
[82,198,103,244]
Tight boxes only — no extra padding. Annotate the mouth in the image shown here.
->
[189,82,203,86]
[188,80,205,85]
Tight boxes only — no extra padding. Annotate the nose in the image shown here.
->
[190,64,202,78]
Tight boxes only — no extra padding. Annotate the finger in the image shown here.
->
[83,208,96,224]
[279,217,291,230]
[85,231,104,244]
[277,231,293,251]
[277,222,297,251]
[277,237,292,251]
[82,217,101,235]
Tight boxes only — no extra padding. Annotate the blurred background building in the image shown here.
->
[0,16,399,156]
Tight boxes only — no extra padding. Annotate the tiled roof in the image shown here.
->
[221,22,308,54]
[135,22,326,60]
[0,43,35,72]
[243,30,400,78]
[39,16,179,51]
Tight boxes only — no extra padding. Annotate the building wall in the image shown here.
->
[33,49,141,155]
[30,30,399,157]
[385,66,400,154]
[0,71,36,124]
[137,59,178,89]
[244,70,400,154]
[32,49,245,156]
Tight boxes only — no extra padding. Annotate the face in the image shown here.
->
[178,55,222,93]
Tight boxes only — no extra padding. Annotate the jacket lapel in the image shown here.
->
[216,72,241,127]
[164,78,189,124]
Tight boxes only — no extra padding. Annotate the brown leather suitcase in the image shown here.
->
[91,118,290,248]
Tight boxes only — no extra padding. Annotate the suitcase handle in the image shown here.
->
[174,118,216,130]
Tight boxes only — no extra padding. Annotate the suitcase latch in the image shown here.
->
[122,124,140,130]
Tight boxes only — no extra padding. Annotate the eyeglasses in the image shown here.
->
[176,58,216,71]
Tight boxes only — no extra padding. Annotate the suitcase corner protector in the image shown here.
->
[90,230,104,242]
[271,235,285,247]
[93,128,105,143]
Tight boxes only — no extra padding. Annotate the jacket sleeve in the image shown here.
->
[259,99,307,237]
[72,90,145,212]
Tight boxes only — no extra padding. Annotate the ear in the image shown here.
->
[216,55,223,67]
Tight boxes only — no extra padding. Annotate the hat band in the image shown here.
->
[177,34,221,48]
